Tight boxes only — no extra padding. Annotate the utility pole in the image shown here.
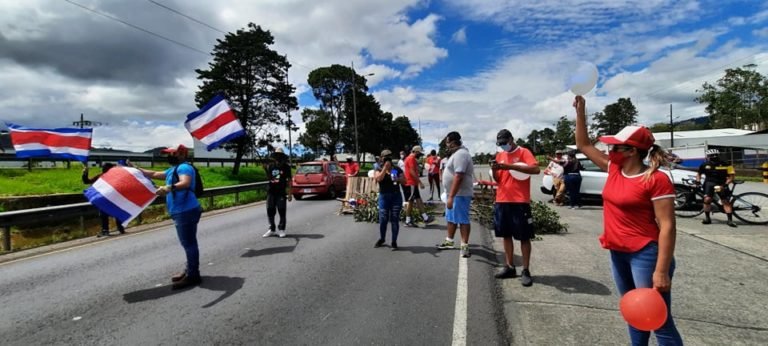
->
[72,113,102,128]
[351,61,359,162]
[286,68,293,166]
[669,104,674,148]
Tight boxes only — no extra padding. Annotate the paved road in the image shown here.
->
[0,193,507,345]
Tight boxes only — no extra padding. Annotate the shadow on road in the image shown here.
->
[533,275,612,295]
[470,246,522,267]
[241,234,323,258]
[123,275,245,308]
[396,245,441,257]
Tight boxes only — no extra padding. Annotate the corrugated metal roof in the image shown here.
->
[653,128,754,140]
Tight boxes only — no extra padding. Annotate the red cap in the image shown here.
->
[598,126,655,151]
[161,144,189,156]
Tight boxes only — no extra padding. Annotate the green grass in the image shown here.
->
[0,165,271,196]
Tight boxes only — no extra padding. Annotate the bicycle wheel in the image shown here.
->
[732,192,768,225]
[674,185,703,218]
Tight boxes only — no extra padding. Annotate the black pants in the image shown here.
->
[267,193,287,231]
[100,211,124,232]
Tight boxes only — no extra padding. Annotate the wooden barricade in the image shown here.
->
[338,177,379,214]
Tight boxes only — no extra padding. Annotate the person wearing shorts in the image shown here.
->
[436,131,475,258]
[491,129,540,286]
[403,146,434,227]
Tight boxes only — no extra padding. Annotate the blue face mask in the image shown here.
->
[499,144,512,152]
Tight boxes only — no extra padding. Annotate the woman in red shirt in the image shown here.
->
[574,96,682,345]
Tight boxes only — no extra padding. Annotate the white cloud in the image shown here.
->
[754,28,768,38]
[451,26,467,44]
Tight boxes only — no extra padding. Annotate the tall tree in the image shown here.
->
[696,64,768,129]
[341,93,387,161]
[553,115,576,149]
[387,115,421,154]
[298,108,334,156]
[195,23,297,175]
[589,98,638,137]
[304,64,369,159]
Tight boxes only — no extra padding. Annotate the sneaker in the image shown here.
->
[277,230,286,238]
[521,269,533,287]
[118,229,126,234]
[436,239,455,250]
[727,222,738,228]
[460,244,471,258]
[391,241,398,250]
[495,266,516,279]
[263,230,276,238]
[97,230,110,237]
[423,215,436,224]
[374,239,385,248]
[702,219,712,225]
[171,275,202,290]
[405,222,418,228]
[171,270,186,282]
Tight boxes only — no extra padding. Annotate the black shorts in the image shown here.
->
[703,182,731,199]
[404,185,422,201]
[494,203,535,240]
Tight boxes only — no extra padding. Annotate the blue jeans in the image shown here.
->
[378,192,402,242]
[171,207,202,278]
[564,174,582,207]
[610,243,683,346]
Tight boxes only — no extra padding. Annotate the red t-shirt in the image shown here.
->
[404,154,419,186]
[341,162,359,176]
[600,162,676,252]
[494,147,538,203]
[427,156,441,174]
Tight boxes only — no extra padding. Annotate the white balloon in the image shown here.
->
[367,169,375,178]
[568,62,598,96]
[509,162,531,181]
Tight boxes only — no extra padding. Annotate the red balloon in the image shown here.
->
[619,288,668,331]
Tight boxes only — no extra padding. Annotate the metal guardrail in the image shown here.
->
[0,181,269,252]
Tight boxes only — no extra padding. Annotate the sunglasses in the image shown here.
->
[609,145,634,152]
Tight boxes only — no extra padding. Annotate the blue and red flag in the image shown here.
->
[6,123,92,162]
[84,166,157,226]
[185,95,245,151]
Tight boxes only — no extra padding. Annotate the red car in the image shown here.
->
[291,161,347,200]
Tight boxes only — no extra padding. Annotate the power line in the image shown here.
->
[148,0,226,34]
[63,0,209,56]
[146,0,316,72]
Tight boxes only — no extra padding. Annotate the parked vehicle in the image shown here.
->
[541,155,698,198]
[291,161,347,200]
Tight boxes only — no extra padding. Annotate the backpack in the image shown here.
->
[172,163,204,197]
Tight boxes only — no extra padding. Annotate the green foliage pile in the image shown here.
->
[352,192,437,223]
[471,198,568,235]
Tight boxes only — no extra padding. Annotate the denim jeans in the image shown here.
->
[610,242,683,346]
[171,207,202,278]
[378,192,402,242]
[564,174,582,207]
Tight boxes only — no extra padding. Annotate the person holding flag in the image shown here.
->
[134,144,203,290]
[82,162,125,237]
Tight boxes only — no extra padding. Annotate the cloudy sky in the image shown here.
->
[1,0,767,155]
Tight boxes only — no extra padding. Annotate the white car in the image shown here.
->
[541,155,698,198]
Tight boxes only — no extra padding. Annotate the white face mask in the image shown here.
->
[498,144,512,152]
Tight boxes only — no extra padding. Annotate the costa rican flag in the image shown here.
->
[6,123,92,162]
[84,166,157,227]
[185,95,245,151]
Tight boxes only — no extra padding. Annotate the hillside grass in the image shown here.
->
[0,164,270,197]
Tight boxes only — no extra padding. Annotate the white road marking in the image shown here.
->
[452,256,468,346]
[155,283,163,287]
[208,262,214,266]
[72,316,82,321]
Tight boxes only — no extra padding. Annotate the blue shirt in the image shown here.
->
[164,163,200,215]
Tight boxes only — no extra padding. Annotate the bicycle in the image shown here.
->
[674,178,768,225]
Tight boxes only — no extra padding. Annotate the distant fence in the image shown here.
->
[0,181,268,252]
[0,153,278,170]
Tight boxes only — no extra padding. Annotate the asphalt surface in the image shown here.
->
[0,190,507,345]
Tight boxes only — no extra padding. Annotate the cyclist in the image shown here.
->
[696,149,737,227]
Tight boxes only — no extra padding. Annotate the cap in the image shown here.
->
[496,129,513,146]
[161,144,189,156]
[274,147,285,154]
[446,131,461,142]
[598,126,654,151]
[412,145,423,153]
[555,149,564,154]
[381,149,392,157]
